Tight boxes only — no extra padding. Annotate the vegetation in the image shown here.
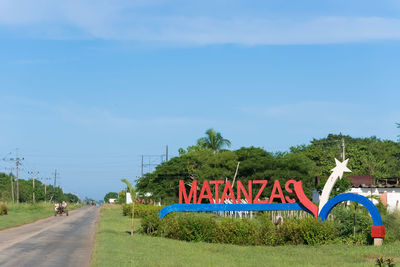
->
[137,204,400,246]
[0,172,79,203]
[0,202,7,215]
[137,133,400,204]
[91,205,400,267]
[196,128,231,152]
[141,212,343,246]
[122,179,136,235]
[103,192,118,203]
[122,203,162,218]
[397,122,400,142]
[0,202,82,230]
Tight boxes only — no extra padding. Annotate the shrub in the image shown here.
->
[0,202,8,215]
[330,204,371,244]
[141,211,342,246]
[122,203,162,218]
[382,211,400,243]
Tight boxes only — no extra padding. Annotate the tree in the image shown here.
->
[197,128,231,152]
[397,123,400,142]
[118,190,126,204]
[122,179,136,236]
[104,192,118,203]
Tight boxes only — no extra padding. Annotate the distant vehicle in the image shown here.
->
[90,200,96,206]
[54,201,69,216]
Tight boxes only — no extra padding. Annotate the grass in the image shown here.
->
[91,205,400,267]
[0,202,82,231]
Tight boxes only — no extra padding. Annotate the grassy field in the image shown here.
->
[91,205,400,267]
[0,202,82,230]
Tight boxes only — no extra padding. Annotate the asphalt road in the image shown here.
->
[0,206,100,267]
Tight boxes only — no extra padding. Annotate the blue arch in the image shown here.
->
[158,203,313,219]
[318,193,383,226]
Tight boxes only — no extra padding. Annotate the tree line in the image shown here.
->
[136,129,400,204]
[0,172,79,203]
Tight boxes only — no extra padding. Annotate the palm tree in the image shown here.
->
[197,128,231,152]
[122,179,136,236]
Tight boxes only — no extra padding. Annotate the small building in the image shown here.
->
[109,198,116,204]
[349,177,400,212]
[314,176,400,212]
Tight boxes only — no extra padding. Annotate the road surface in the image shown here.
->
[0,206,99,267]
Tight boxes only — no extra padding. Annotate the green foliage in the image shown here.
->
[330,204,372,244]
[397,123,400,142]
[104,192,118,203]
[0,202,8,215]
[0,172,79,203]
[376,257,395,267]
[196,128,231,152]
[137,146,319,203]
[141,212,341,246]
[291,134,400,182]
[382,211,400,243]
[122,203,162,218]
[117,190,126,204]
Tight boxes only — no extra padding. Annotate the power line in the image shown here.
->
[3,149,24,203]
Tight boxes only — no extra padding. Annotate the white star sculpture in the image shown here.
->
[318,158,352,214]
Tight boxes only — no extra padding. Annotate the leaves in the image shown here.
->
[197,128,231,152]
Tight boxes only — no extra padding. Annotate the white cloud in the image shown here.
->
[0,1,400,44]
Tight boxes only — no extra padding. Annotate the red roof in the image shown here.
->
[349,176,373,187]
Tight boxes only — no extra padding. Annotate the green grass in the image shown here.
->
[91,205,400,267]
[0,202,82,230]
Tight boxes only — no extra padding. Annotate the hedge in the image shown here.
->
[122,203,162,218]
[139,211,359,246]
[0,202,8,215]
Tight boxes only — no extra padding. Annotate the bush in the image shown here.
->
[122,204,162,218]
[141,211,341,246]
[330,204,372,244]
[382,211,400,243]
[0,202,8,215]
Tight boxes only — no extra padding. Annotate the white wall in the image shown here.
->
[126,192,132,204]
[349,187,400,212]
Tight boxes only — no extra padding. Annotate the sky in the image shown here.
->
[0,0,399,201]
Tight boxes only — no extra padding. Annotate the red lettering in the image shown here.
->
[253,180,268,203]
[210,180,224,204]
[284,180,297,203]
[220,181,236,203]
[197,181,214,204]
[179,180,197,203]
[237,181,252,203]
[269,180,286,203]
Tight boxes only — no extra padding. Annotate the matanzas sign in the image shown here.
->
[158,159,385,240]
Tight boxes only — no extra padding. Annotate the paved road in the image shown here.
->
[0,206,100,267]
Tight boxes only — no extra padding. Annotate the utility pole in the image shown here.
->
[166,145,168,162]
[28,171,39,203]
[3,150,24,203]
[41,177,51,203]
[53,169,58,202]
[341,138,345,161]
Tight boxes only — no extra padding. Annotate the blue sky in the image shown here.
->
[0,0,399,200]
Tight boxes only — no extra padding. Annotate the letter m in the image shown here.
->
[179,180,197,203]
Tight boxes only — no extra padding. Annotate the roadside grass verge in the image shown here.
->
[91,205,400,267]
[0,202,82,230]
